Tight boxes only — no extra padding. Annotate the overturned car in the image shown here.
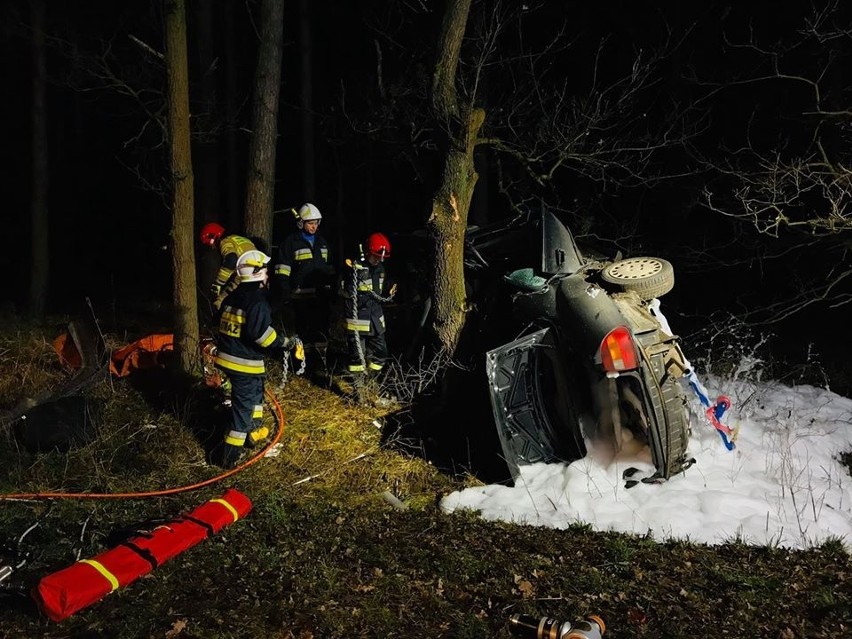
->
[452,208,694,483]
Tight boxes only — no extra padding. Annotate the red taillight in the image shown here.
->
[600,326,639,372]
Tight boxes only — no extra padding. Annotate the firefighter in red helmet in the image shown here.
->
[340,232,397,403]
[198,222,258,312]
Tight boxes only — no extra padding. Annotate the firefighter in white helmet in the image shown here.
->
[272,202,336,347]
[213,249,298,468]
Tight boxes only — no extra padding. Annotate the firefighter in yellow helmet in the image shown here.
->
[213,249,297,468]
[198,222,258,312]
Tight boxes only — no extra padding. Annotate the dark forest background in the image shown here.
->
[1,0,850,390]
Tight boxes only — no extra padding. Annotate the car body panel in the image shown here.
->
[540,209,584,275]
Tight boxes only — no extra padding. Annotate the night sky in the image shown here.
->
[1,1,849,382]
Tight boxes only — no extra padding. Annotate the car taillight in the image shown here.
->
[600,326,639,372]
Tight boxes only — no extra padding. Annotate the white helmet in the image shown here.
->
[236,250,271,282]
[296,203,322,229]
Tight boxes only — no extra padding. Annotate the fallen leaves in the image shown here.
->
[165,618,187,638]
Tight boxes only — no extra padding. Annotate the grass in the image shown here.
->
[0,316,851,638]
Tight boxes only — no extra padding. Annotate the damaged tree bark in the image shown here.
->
[427,0,483,356]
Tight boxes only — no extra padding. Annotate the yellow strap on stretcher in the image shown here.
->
[80,559,120,592]
[210,497,239,522]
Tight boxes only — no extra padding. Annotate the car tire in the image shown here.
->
[645,351,692,479]
[601,257,674,300]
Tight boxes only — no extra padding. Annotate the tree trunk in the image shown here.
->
[244,0,284,248]
[427,0,482,355]
[28,0,48,317]
[428,108,484,354]
[164,0,200,376]
[192,0,221,329]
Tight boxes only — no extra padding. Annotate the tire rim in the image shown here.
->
[607,258,663,280]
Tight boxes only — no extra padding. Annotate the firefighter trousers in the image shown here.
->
[221,372,265,464]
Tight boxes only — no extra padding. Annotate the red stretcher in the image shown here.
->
[33,488,252,622]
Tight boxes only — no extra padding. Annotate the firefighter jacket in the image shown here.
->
[213,234,257,310]
[214,282,285,376]
[341,257,389,336]
[273,231,335,302]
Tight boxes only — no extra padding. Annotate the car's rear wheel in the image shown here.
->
[601,257,674,300]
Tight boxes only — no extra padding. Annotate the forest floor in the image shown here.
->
[0,315,850,638]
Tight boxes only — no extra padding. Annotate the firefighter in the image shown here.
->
[272,203,336,347]
[199,222,258,312]
[341,232,397,402]
[213,249,297,469]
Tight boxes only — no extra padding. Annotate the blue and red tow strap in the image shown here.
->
[686,370,736,450]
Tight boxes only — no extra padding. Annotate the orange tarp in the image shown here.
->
[109,334,174,377]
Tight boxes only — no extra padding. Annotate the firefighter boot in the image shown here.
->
[245,426,270,449]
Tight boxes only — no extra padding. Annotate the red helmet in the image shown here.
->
[199,222,225,247]
[366,232,391,260]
